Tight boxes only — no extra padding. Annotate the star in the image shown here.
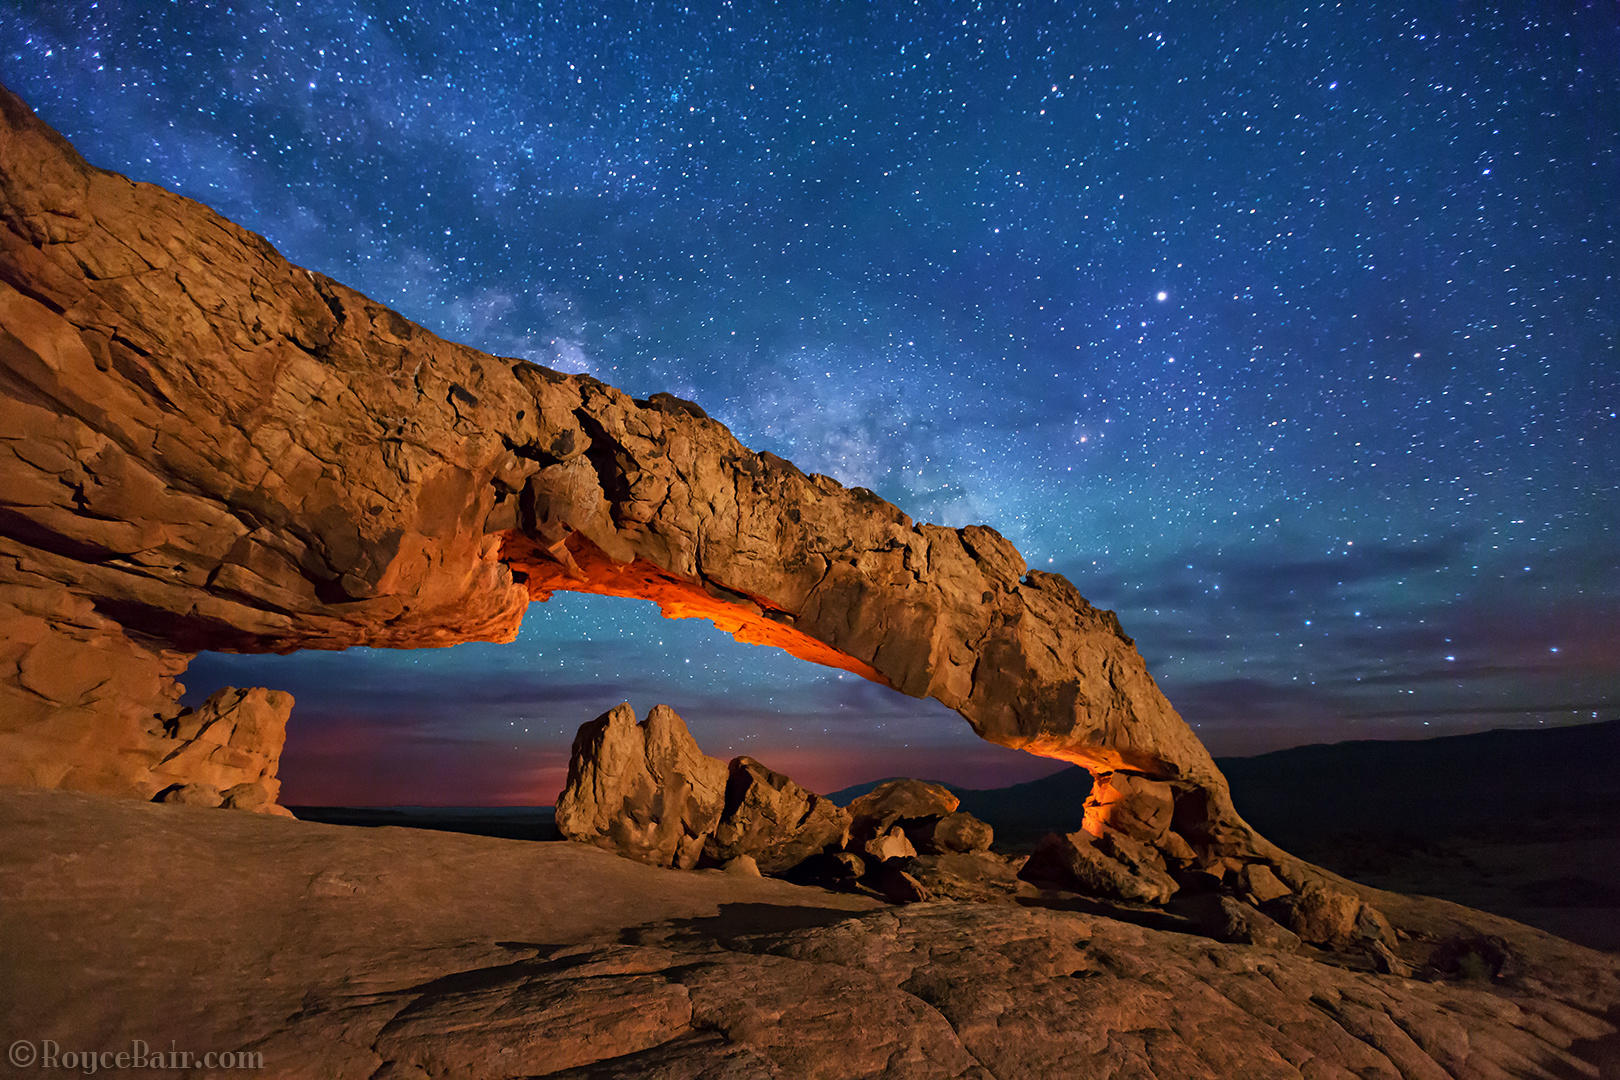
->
[3,0,1609,802]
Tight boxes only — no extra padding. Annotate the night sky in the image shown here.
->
[5,2,1616,806]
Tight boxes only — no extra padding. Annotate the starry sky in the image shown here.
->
[5,1,1616,806]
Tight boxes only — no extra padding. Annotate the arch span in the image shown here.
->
[0,83,1266,859]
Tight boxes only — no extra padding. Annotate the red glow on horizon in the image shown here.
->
[276,710,1069,807]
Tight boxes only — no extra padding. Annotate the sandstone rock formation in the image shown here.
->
[917,810,994,853]
[147,686,293,814]
[847,778,961,825]
[861,825,918,862]
[7,788,1619,1080]
[0,80,1267,864]
[558,707,1037,909]
[1239,862,1292,904]
[707,757,851,873]
[556,704,851,874]
[553,703,729,869]
[846,778,968,854]
[1021,828,1179,905]
[1084,769,1175,842]
[1265,878,1396,951]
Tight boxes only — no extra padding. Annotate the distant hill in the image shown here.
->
[831,720,1620,851]
[1217,718,1620,846]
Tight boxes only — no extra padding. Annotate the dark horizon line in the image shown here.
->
[285,713,1618,811]
[1340,701,1615,720]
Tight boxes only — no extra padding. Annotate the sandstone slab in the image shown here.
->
[4,789,1618,1080]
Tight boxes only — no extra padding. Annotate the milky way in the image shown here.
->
[5,1,1615,803]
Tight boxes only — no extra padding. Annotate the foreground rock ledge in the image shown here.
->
[3,789,1618,1080]
[5,81,1257,856]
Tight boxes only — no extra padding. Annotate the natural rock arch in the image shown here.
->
[0,84,1271,863]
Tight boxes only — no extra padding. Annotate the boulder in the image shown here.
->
[1183,895,1301,950]
[1157,830,1197,866]
[847,780,961,849]
[1084,771,1175,842]
[554,703,729,869]
[1265,880,1396,951]
[847,779,960,824]
[917,811,994,854]
[1265,880,1360,946]
[1238,863,1292,904]
[708,757,851,873]
[1018,830,1177,906]
[862,825,917,863]
[1095,828,1169,877]
[722,854,761,877]
[1355,900,1399,949]
[866,861,930,904]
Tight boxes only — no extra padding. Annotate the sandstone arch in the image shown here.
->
[0,85,1269,861]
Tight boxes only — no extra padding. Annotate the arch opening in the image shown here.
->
[183,589,1066,812]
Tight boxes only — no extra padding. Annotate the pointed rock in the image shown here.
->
[555,703,729,869]
[149,687,292,814]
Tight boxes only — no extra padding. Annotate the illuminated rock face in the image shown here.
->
[0,84,1266,856]
[554,703,730,869]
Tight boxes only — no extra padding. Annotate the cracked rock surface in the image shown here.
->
[2,789,1616,1080]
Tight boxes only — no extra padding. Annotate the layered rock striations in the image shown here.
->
[0,82,1265,857]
